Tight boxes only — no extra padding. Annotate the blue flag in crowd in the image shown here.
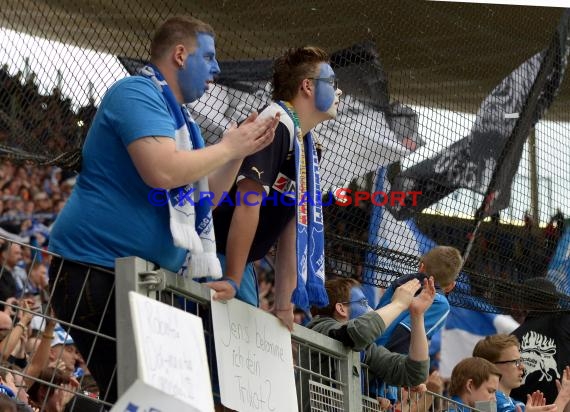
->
[363,165,519,378]
[546,225,570,296]
[362,166,435,308]
[439,305,519,378]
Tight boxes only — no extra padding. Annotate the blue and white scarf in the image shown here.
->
[140,65,222,278]
[277,101,328,308]
[0,384,14,399]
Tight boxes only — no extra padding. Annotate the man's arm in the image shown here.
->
[272,217,297,330]
[364,279,435,386]
[208,121,289,301]
[375,279,422,328]
[25,318,56,383]
[127,113,278,191]
[318,280,423,350]
[208,178,262,301]
[208,114,280,202]
[364,344,429,387]
[408,312,429,362]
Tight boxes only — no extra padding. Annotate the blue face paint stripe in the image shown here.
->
[348,286,370,319]
[315,63,336,112]
[177,33,220,103]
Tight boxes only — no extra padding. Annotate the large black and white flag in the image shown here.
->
[387,9,570,221]
[119,42,425,192]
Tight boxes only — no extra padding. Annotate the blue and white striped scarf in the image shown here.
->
[276,101,328,308]
[140,65,222,279]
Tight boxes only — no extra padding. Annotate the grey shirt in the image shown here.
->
[307,311,429,386]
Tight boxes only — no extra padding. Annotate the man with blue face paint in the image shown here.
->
[48,15,279,403]
[305,277,435,409]
[209,47,342,330]
[177,32,220,103]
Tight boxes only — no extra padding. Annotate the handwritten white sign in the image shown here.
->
[128,292,214,411]
[211,292,298,412]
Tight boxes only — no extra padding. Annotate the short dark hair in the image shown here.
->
[448,357,501,397]
[313,277,359,318]
[150,15,215,61]
[272,46,329,101]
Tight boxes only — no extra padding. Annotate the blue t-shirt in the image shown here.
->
[496,390,525,412]
[449,395,472,412]
[49,76,187,272]
[375,273,450,348]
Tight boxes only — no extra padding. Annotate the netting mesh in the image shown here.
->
[1,1,570,313]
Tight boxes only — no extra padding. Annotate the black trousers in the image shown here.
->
[48,256,117,406]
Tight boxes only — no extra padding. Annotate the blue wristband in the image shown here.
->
[221,277,240,295]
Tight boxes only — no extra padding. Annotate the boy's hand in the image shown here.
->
[207,280,237,301]
[18,298,35,325]
[555,366,570,400]
[526,390,557,412]
[392,279,421,310]
[271,306,294,332]
[426,370,444,394]
[409,277,436,316]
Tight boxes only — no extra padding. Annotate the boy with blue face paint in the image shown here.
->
[314,63,339,117]
[48,15,279,403]
[306,276,435,407]
[209,47,342,330]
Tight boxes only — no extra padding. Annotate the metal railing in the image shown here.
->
[0,237,483,411]
[115,256,482,412]
[115,256,363,411]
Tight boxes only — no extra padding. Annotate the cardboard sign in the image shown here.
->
[117,292,214,411]
[211,292,298,412]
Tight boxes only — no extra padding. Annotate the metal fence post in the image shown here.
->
[114,256,157,397]
[338,349,363,411]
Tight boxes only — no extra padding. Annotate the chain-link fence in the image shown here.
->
[0,1,569,313]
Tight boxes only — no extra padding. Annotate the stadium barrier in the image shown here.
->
[115,256,481,412]
[0,237,482,411]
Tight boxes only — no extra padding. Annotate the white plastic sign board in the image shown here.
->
[111,379,201,412]
[211,291,298,412]
[116,292,214,411]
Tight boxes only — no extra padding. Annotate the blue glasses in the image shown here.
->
[308,76,339,90]
[340,298,369,308]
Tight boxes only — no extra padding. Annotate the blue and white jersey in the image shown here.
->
[375,273,450,348]
[496,390,525,412]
